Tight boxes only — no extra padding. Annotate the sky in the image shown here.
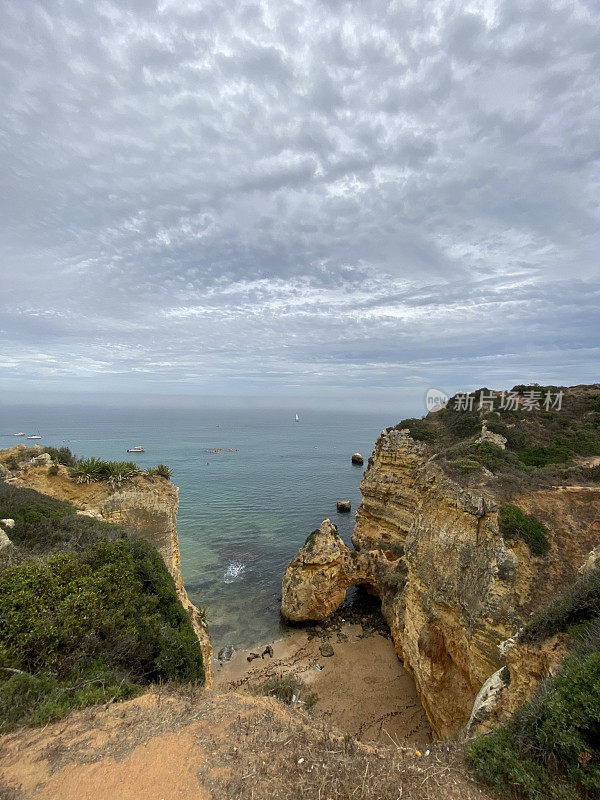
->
[1,0,599,413]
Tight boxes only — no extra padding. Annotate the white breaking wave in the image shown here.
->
[224,561,246,583]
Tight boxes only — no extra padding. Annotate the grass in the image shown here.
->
[498,504,550,556]
[0,482,204,732]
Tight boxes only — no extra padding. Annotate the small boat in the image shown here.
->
[27,434,42,440]
[294,413,300,423]
[13,432,25,436]
[127,446,145,453]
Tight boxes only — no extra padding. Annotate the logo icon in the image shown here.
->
[425,388,449,413]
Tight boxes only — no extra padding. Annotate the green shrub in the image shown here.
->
[467,650,600,800]
[521,568,600,644]
[449,458,481,474]
[499,504,550,556]
[147,464,172,479]
[518,443,574,467]
[70,457,106,484]
[395,418,438,442]
[70,458,140,487]
[379,569,407,593]
[250,674,318,710]
[0,484,205,731]
[43,446,76,467]
[438,405,481,439]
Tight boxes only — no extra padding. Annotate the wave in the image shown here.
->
[223,561,247,583]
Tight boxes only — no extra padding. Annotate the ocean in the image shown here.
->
[0,405,394,654]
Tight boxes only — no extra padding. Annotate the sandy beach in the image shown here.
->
[214,618,432,747]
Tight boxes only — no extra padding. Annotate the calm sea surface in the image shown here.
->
[0,405,395,654]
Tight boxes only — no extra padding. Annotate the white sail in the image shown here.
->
[294,413,299,422]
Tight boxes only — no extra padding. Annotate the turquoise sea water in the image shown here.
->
[0,405,393,653]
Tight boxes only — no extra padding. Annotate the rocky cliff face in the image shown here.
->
[282,428,600,738]
[3,450,213,685]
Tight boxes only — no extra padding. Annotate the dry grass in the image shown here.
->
[0,688,494,800]
[194,697,491,800]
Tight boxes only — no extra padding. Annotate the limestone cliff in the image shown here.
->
[282,428,600,738]
[1,447,213,685]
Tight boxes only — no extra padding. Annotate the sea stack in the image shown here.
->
[351,452,364,465]
[336,500,351,512]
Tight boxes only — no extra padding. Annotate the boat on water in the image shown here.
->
[127,446,145,453]
[13,432,25,436]
[294,413,300,423]
[27,434,42,440]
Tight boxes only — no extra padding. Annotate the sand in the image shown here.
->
[214,622,432,746]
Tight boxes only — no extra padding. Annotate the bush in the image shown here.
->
[0,484,205,731]
[521,568,600,644]
[43,447,76,467]
[250,674,318,710]
[467,649,600,800]
[395,418,438,442]
[499,504,550,556]
[518,443,574,467]
[70,458,140,487]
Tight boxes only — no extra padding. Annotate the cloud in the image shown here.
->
[1,0,598,408]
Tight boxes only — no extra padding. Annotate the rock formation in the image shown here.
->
[281,519,383,622]
[336,500,351,512]
[282,428,600,738]
[351,453,364,465]
[1,448,213,685]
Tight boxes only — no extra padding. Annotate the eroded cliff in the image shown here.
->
[282,427,600,738]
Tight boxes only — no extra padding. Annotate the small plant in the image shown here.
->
[449,458,481,474]
[70,457,105,484]
[104,461,141,489]
[69,458,140,487]
[499,504,550,556]
[147,464,172,479]
[47,465,59,476]
[250,674,318,710]
[379,569,407,593]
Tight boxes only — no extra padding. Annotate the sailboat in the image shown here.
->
[294,413,299,423]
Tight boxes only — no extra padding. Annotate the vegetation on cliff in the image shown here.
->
[394,384,600,489]
[1,445,173,486]
[0,482,205,732]
[468,567,600,800]
[498,504,550,556]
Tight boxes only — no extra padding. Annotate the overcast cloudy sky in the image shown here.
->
[1,0,599,411]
